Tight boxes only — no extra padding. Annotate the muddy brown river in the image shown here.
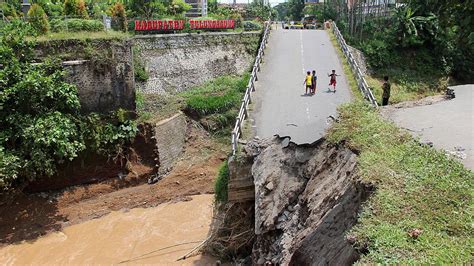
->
[0,194,216,265]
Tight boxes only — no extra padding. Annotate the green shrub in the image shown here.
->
[133,52,149,82]
[76,0,89,18]
[50,19,103,32]
[214,160,229,202]
[64,0,75,16]
[360,38,395,69]
[243,20,263,31]
[186,90,240,116]
[27,4,49,34]
[110,2,128,32]
[64,0,88,18]
[0,24,137,189]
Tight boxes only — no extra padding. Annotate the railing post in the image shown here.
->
[231,18,272,155]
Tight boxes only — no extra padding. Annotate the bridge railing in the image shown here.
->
[331,22,378,107]
[231,19,271,155]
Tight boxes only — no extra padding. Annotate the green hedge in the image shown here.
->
[50,18,103,32]
[243,21,262,31]
[214,160,229,203]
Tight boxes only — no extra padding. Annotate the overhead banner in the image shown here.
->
[135,20,185,31]
[134,19,235,31]
[189,20,235,29]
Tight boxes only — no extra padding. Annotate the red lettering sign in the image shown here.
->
[135,19,235,31]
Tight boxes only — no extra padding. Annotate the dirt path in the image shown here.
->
[0,124,228,247]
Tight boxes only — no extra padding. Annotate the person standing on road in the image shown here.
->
[382,76,391,106]
[311,70,317,94]
[328,70,339,93]
[304,71,312,95]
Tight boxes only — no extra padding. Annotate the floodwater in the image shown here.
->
[0,194,217,265]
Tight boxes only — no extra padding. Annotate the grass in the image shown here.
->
[366,72,448,104]
[214,160,229,203]
[329,29,472,262]
[327,101,473,263]
[36,30,130,41]
[137,74,250,132]
[328,30,362,98]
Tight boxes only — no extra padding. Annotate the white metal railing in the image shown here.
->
[231,19,271,155]
[331,21,378,107]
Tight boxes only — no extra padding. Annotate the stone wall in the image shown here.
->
[35,39,135,113]
[154,112,187,174]
[133,31,260,94]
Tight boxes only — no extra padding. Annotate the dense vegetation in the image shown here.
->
[333,0,472,86]
[328,102,473,263]
[0,22,137,190]
[1,0,271,37]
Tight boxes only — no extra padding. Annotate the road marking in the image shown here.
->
[300,30,305,73]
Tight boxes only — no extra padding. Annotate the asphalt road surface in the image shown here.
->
[253,26,351,144]
[388,85,474,171]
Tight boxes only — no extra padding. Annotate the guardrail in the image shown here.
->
[331,22,378,107]
[231,20,271,155]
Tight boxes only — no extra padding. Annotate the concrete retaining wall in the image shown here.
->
[154,112,187,174]
[35,39,135,113]
[133,31,260,94]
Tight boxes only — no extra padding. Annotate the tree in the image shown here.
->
[0,22,84,187]
[274,2,289,21]
[64,0,89,18]
[287,0,304,21]
[246,0,272,20]
[0,22,138,189]
[127,0,169,19]
[110,2,127,32]
[27,3,50,34]
[167,0,191,16]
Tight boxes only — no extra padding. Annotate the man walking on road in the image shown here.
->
[382,76,391,106]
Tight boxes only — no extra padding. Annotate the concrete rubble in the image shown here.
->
[232,136,372,265]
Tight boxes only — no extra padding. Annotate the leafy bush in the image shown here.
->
[359,39,395,69]
[50,18,103,32]
[214,160,229,203]
[0,23,137,189]
[243,20,263,31]
[168,0,191,15]
[64,0,88,18]
[110,2,128,32]
[27,4,49,34]
[0,2,20,19]
[133,50,149,82]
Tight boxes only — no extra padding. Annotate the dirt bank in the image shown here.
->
[0,124,227,246]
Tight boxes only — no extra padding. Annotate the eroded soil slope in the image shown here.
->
[0,124,227,246]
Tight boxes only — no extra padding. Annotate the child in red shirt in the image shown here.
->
[328,70,339,93]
